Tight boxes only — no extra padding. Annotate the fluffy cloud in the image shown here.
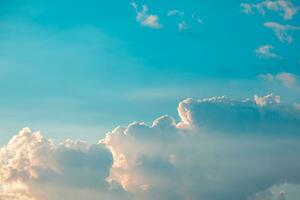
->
[0,128,126,200]
[241,0,299,20]
[260,72,298,87]
[101,95,300,200]
[1,95,300,200]
[264,22,300,43]
[130,2,162,29]
[255,44,281,59]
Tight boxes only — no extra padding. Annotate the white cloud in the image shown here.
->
[166,9,203,33]
[167,9,184,17]
[101,96,300,200]
[255,44,281,59]
[1,95,300,200]
[260,72,298,87]
[264,22,300,43]
[131,2,162,29]
[178,21,188,32]
[192,14,203,24]
[254,93,280,106]
[241,0,300,20]
[0,128,126,200]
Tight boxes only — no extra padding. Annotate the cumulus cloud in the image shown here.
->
[264,22,300,43]
[1,95,300,200]
[130,2,162,29]
[0,128,126,200]
[260,72,298,87]
[100,95,300,200]
[255,44,281,59]
[241,0,299,20]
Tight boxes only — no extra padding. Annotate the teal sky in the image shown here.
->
[0,0,300,144]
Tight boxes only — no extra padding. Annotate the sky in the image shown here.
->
[0,0,300,200]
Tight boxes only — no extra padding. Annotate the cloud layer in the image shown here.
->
[1,95,300,200]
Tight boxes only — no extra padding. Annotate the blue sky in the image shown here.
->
[0,0,300,144]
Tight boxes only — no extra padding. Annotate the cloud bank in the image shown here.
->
[1,94,300,200]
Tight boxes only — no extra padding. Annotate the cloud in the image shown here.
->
[260,72,298,87]
[264,22,300,43]
[241,0,299,20]
[166,8,203,33]
[1,95,300,200]
[130,2,162,29]
[167,9,184,17]
[178,21,188,32]
[0,128,127,200]
[248,182,300,200]
[255,45,281,59]
[101,95,300,200]
[254,93,280,106]
[192,14,203,24]
[276,72,298,87]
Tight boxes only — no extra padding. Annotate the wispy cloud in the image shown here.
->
[130,2,162,29]
[255,44,281,59]
[241,0,300,20]
[167,9,184,17]
[167,8,203,33]
[264,22,300,43]
[178,21,188,32]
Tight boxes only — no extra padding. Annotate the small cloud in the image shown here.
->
[177,14,203,33]
[241,0,300,20]
[259,72,298,88]
[178,21,188,32]
[167,9,184,17]
[259,73,275,81]
[255,45,281,59]
[294,103,300,110]
[192,14,204,24]
[241,3,254,14]
[276,72,298,87]
[130,2,138,10]
[131,2,162,29]
[254,93,280,107]
[264,22,300,43]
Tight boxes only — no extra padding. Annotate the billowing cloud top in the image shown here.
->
[1,94,300,200]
